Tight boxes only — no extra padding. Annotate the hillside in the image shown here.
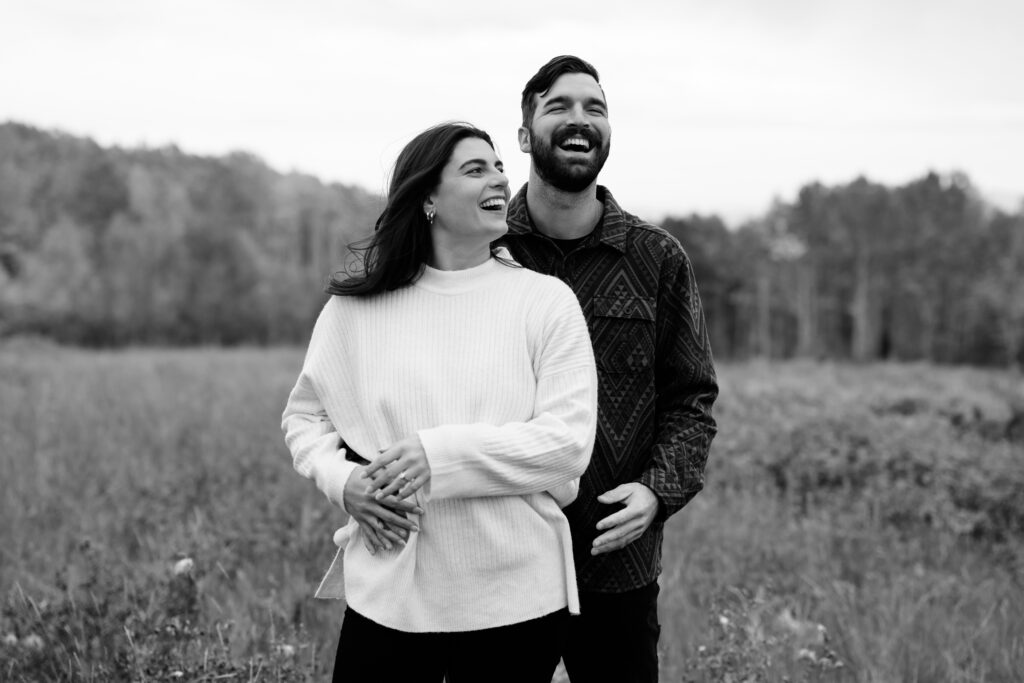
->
[0,121,383,344]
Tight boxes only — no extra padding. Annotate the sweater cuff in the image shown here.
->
[417,423,482,499]
[309,449,360,509]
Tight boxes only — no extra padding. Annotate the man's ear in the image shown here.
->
[517,126,531,153]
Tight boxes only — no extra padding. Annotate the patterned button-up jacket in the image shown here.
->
[500,185,718,592]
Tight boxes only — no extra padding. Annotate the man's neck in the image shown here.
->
[525,170,603,240]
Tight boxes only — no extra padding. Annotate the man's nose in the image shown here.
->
[567,103,590,127]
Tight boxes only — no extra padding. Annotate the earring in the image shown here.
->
[426,208,435,224]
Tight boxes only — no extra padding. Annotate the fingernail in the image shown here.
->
[410,526,420,533]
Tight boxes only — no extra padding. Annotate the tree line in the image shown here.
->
[1,122,1021,365]
[0,122,382,345]
[664,175,1024,367]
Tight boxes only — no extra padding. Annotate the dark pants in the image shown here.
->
[332,606,569,683]
[562,582,661,683]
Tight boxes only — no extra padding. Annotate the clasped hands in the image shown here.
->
[341,436,660,557]
[342,435,431,554]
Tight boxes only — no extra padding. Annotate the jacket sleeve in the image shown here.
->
[281,302,359,509]
[418,284,598,502]
[637,241,719,521]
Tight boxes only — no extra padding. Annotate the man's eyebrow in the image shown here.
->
[543,95,607,109]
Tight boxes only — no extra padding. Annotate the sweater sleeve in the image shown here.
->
[417,284,598,501]
[281,302,359,509]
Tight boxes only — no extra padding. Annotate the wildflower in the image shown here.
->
[2,633,17,646]
[174,557,194,576]
[796,648,818,663]
[697,645,707,655]
[23,633,44,650]
[718,615,730,628]
[774,608,826,646]
[275,643,296,657]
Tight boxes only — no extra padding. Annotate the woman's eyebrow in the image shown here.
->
[458,158,499,171]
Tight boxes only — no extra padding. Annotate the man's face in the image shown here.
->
[520,72,611,193]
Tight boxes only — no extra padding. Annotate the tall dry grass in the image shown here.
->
[1,347,1021,681]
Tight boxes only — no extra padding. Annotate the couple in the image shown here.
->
[282,55,718,683]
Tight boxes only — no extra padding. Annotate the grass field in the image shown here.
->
[2,344,1022,681]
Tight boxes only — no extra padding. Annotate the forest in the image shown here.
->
[1,121,1022,366]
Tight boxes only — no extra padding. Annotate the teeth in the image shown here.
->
[562,137,590,150]
[480,198,506,209]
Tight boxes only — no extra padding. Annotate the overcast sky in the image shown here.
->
[3,0,1021,224]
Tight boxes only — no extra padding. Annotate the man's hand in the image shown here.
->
[344,466,423,554]
[591,483,660,555]
[365,435,431,500]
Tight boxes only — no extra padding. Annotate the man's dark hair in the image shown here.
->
[520,55,602,127]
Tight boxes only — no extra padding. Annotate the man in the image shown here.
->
[499,55,718,682]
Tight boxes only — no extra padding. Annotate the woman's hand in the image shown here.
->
[343,466,423,554]
[365,435,431,501]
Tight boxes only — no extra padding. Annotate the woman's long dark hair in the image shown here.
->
[327,122,496,296]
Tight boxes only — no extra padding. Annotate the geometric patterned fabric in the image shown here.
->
[501,185,719,592]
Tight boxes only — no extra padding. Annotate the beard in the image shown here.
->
[529,125,610,193]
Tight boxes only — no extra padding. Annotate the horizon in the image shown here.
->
[5,116,1017,228]
[3,1,1022,224]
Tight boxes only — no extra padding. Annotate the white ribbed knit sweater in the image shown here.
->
[281,253,598,632]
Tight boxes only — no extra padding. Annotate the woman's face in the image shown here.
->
[426,137,510,245]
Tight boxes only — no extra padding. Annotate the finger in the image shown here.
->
[360,518,392,552]
[356,521,383,554]
[366,460,409,494]
[592,534,635,555]
[591,523,640,554]
[596,485,631,505]
[373,507,420,533]
[373,477,405,500]
[373,494,425,516]
[365,464,396,490]
[386,474,425,501]
[362,517,394,551]
[376,524,408,546]
[365,450,399,477]
[594,507,635,531]
[375,470,417,500]
[395,478,421,500]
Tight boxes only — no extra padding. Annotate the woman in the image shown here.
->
[281,122,597,682]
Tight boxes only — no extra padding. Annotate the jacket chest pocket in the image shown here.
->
[592,295,656,374]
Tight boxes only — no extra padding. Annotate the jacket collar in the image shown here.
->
[506,184,629,253]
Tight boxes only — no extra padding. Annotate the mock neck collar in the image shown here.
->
[414,247,514,295]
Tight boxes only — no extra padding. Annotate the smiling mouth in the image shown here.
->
[558,136,593,153]
[479,197,507,212]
